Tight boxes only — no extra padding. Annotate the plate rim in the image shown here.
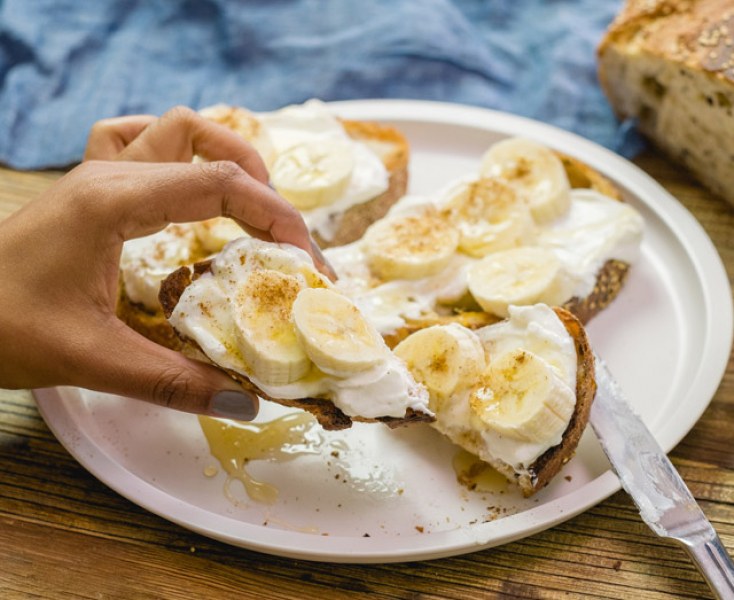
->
[34,99,733,563]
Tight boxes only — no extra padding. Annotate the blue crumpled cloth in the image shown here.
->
[0,0,642,170]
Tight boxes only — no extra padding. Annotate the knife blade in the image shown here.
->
[589,354,734,600]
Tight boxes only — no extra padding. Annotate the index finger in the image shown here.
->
[117,106,270,185]
[80,160,329,275]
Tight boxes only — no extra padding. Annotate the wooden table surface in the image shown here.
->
[0,149,732,599]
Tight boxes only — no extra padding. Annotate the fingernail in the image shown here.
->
[310,236,338,281]
[209,390,258,421]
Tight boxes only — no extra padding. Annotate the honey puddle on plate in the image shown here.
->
[199,413,506,507]
[198,412,322,505]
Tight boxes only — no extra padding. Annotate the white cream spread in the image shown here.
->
[258,100,389,241]
[120,218,247,312]
[167,238,429,420]
[120,224,199,311]
[539,189,643,298]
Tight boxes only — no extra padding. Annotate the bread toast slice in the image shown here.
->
[158,259,434,431]
[200,104,410,248]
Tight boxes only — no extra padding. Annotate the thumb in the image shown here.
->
[89,321,259,420]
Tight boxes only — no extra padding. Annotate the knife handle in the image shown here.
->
[679,534,734,600]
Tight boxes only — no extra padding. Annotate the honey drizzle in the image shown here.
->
[198,412,322,505]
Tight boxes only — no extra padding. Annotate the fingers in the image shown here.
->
[84,115,157,160]
[76,160,315,265]
[88,319,259,419]
[116,106,270,185]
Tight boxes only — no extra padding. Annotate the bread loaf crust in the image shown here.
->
[598,0,734,205]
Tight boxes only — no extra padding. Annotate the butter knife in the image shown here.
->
[590,355,734,600]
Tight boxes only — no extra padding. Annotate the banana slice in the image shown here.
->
[479,137,571,224]
[199,104,277,167]
[469,349,575,442]
[271,139,355,210]
[215,237,332,292]
[292,287,387,376]
[193,217,247,254]
[363,209,460,280]
[393,324,486,406]
[233,269,311,386]
[467,247,573,317]
[440,178,535,258]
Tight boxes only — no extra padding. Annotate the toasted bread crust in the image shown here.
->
[526,307,596,494]
[558,153,621,200]
[562,259,631,324]
[341,119,410,174]
[159,263,434,431]
[117,278,183,351]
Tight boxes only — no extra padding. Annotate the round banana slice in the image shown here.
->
[233,269,311,386]
[393,324,486,406]
[363,209,460,280]
[198,104,277,167]
[271,139,355,210]
[292,287,387,377]
[215,237,332,292]
[441,178,535,258]
[469,349,575,443]
[479,137,571,224]
[193,217,247,254]
[467,247,573,317]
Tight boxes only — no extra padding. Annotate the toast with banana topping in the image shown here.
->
[393,304,595,496]
[139,133,641,496]
[158,238,433,431]
[325,136,643,346]
[200,100,409,248]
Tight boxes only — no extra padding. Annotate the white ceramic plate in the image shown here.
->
[34,100,732,564]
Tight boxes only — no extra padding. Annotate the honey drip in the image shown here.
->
[199,412,322,505]
[452,449,508,493]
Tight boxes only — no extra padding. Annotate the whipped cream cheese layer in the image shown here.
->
[167,238,429,420]
[538,188,643,298]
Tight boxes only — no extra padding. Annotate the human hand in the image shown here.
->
[0,108,328,419]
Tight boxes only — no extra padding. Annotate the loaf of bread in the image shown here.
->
[598,0,734,205]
